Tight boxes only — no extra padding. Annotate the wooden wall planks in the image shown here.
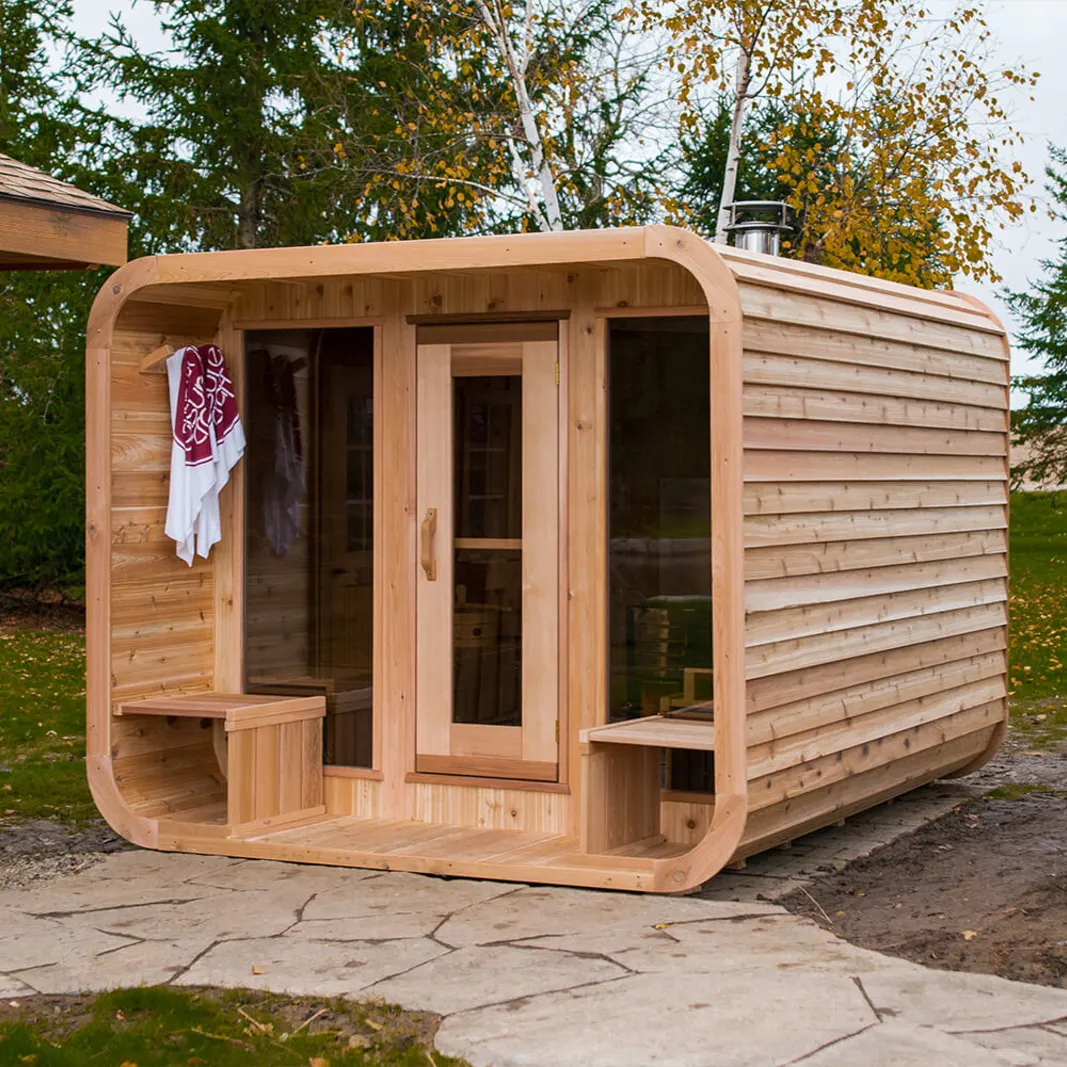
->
[734,263,1008,854]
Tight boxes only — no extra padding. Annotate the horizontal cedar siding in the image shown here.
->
[739,272,1008,812]
[109,304,221,763]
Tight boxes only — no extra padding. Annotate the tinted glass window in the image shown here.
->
[244,327,374,767]
[608,317,713,790]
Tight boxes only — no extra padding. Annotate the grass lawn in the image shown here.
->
[0,986,468,1066]
[0,626,92,821]
[1006,491,1067,745]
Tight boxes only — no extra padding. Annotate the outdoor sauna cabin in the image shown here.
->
[86,226,1010,893]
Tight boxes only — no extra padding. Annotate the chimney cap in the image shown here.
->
[724,200,793,256]
[724,200,792,232]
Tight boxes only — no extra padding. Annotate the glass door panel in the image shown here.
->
[416,340,559,781]
[453,374,523,729]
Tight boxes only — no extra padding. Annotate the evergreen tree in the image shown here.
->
[85,0,362,251]
[1007,146,1067,489]
[85,0,478,252]
[0,0,102,593]
[678,98,792,237]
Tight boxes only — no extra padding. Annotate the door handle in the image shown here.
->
[420,507,438,581]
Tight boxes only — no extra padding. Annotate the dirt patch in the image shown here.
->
[0,595,84,633]
[0,817,128,889]
[782,739,1067,988]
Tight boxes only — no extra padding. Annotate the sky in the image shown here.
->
[68,0,1067,380]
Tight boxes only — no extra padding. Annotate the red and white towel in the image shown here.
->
[165,344,246,565]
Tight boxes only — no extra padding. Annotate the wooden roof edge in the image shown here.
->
[950,290,1012,343]
[147,225,653,283]
[718,242,1006,337]
[89,225,745,340]
[108,227,1000,339]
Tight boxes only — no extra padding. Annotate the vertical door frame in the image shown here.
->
[413,325,567,783]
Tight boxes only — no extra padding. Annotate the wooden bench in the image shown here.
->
[579,713,715,855]
[117,693,327,834]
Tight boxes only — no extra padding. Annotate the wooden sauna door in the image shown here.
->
[415,338,560,781]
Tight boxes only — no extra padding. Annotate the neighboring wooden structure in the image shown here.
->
[0,153,130,270]
[85,226,1009,892]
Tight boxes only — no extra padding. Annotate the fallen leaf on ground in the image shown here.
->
[653,923,673,929]
[962,930,978,941]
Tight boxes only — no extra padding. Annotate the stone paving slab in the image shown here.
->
[433,968,879,1067]
[173,934,450,996]
[433,884,778,947]
[304,870,516,922]
[796,1020,1034,1067]
[13,938,217,995]
[860,968,1067,1032]
[968,1026,1067,1067]
[0,974,37,1000]
[1,824,1066,1066]
[369,943,625,1015]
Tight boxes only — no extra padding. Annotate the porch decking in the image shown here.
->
[151,810,691,892]
[115,693,711,890]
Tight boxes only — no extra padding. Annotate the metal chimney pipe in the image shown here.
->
[724,201,793,256]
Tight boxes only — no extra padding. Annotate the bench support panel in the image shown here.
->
[580,742,661,853]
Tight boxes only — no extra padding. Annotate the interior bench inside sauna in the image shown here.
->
[113,314,720,868]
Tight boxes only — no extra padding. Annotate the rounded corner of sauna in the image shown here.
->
[86,751,161,851]
[950,289,1011,339]
[101,703,231,847]
[941,718,1008,780]
[641,223,743,320]
[651,792,749,894]
[86,255,160,339]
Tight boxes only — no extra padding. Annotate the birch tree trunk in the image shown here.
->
[475,0,565,232]
[714,46,752,245]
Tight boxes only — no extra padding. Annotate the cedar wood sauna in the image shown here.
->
[85,226,1010,893]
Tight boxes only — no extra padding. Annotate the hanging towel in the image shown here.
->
[197,343,246,556]
[165,344,246,565]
